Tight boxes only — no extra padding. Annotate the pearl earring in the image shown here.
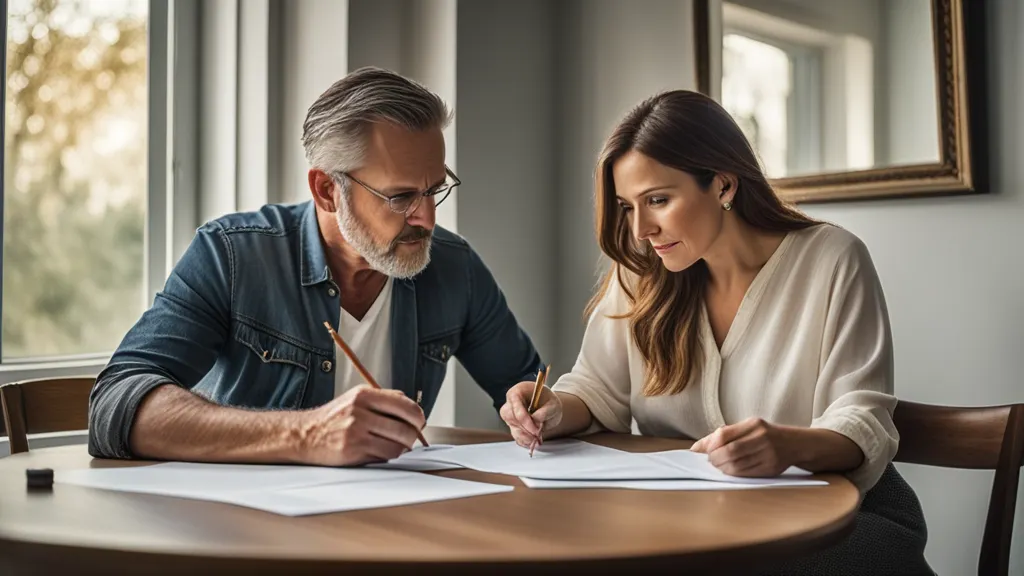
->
[722,201,733,211]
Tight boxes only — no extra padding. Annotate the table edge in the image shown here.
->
[0,427,861,571]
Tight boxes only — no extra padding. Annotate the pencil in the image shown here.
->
[528,367,546,414]
[323,321,430,448]
[527,365,550,457]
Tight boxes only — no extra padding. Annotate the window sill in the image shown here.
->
[0,355,109,385]
[0,429,89,458]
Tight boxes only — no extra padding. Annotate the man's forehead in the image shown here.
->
[364,123,445,172]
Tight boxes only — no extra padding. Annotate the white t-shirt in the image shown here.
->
[334,277,394,397]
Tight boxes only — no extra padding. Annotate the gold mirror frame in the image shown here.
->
[693,0,987,203]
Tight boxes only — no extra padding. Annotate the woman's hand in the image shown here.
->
[499,381,563,449]
[690,417,795,477]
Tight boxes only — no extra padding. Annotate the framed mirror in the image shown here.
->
[692,0,987,203]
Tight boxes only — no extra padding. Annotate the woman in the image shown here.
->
[501,90,932,575]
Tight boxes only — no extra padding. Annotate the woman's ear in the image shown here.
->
[716,173,739,204]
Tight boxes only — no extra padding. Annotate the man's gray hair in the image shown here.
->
[301,66,453,176]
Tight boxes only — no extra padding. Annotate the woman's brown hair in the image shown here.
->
[589,90,819,396]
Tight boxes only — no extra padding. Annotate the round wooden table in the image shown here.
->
[0,427,859,575]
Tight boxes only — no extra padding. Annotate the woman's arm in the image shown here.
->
[807,237,898,490]
[548,271,635,435]
[786,426,864,472]
[540,391,595,439]
[691,417,864,476]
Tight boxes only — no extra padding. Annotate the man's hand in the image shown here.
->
[299,385,426,466]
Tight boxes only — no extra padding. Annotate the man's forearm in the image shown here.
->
[128,384,307,464]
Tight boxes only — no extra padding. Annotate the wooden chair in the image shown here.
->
[0,377,95,455]
[893,400,1024,576]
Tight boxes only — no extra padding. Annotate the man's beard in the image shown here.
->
[336,196,432,279]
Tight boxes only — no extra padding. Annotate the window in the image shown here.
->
[3,0,148,361]
[722,33,793,179]
[0,0,187,384]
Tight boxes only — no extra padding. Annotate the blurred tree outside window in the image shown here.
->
[3,0,147,359]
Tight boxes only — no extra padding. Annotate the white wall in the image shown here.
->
[803,1,1023,572]
[555,0,698,378]
[278,0,349,205]
[348,0,404,73]
[452,0,558,429]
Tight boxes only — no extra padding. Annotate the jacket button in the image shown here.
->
[321,360,333,372]
[327,287,338,297]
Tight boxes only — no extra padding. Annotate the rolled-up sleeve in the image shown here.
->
[552,271,633,434]
[810,238,899,493]
[88,223,232,459]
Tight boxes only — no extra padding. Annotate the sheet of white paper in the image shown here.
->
[644,449,815,484]
[382,440,818,484]
[518,477,828,490]
[368,445,464,471]
[224,474,512,516]
[56,461,512,516]
[382,440,685,480]
[57,462,400,497]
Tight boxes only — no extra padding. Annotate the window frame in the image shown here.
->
[720,1,875,179]
[0,0,196,385]
[721,24,824,179]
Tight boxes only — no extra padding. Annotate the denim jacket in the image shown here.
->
[88,201,544,458]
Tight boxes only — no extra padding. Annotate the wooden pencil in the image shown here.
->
[323,321,430,448]
[528,365,550,457]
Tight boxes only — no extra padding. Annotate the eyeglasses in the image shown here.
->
[337,166,461,215]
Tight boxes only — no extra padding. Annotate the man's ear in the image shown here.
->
[308,169,339,212]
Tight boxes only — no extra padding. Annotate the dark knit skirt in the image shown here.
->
[760,463,934,576]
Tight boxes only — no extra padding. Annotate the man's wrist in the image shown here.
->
[272,410,313,465]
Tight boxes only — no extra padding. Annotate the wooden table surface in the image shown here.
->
[0,427,859,575]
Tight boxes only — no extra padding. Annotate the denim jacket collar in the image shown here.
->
[299,203,331,287]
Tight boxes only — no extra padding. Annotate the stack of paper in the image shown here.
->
[58,439,827,516]
[56,462,512,516]
[379,439,828,490]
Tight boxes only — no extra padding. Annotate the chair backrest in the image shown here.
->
[0,377,95,455]
[893,400,1024,576]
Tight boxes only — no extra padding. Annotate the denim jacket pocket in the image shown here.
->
[419,332,460,367]
[232,322,312,408]
[416,332,461,411]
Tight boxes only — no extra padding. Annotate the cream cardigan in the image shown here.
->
[552,224,898,492]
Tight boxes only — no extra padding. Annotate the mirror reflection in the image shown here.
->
[720,0,939,179]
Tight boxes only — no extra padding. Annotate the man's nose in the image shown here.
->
[406,196,436,229]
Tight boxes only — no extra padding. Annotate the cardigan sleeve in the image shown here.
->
[551,272,633,434]
[809,237,899,493]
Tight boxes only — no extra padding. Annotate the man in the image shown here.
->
[88,67,544,466]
